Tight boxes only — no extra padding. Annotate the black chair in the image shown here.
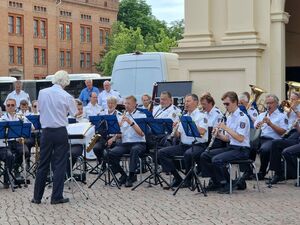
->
[227,159,260,194]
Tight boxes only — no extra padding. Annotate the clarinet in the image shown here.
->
[205,110,227,152]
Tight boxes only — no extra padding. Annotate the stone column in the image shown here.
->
[270,0,289,99]
[178,0,214,47]
[222,0,258,44]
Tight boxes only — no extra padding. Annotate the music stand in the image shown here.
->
[26,115,41,176]
[7,121,31,187]
[132,118,174,191]
[173,116,207,197]
[0,121,16,191]
[88,115,121,188]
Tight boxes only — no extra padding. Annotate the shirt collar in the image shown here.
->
[53,84,63,90]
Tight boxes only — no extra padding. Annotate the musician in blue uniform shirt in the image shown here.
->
[201,91,250,193]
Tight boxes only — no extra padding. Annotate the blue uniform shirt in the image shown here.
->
[79,86,100,106]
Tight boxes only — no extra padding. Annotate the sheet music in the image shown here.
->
[67,122,93,136]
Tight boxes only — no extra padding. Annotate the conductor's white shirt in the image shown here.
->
[38,84,77,128]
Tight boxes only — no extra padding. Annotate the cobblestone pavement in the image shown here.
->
[0,169,300,225]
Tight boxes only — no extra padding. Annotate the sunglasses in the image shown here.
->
[6,104,15,107]
[223,102,230,106]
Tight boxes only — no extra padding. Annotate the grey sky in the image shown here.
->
[145,0,184,24]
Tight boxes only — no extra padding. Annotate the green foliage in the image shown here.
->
[96,0,184,76]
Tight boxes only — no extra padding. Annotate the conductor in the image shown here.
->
[31,70,77,204]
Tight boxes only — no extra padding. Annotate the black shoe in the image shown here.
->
[257,172,266,180]
[170,178,183,188]
[236,179,247,190]
[205,180,222,192]
[31,199,41,204]
[266,175,284,185]
[218,183,231,194]
[125,176,137,187]
[118,174,128,186]
[3,183,9,189]
[50,198,69,205]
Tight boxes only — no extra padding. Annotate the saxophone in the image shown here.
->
[86,134,101,153]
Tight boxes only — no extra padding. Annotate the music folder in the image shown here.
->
[67,122,94,140]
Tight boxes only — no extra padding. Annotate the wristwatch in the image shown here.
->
[130,122,135,127]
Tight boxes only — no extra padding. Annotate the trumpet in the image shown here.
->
[280,100,300,114]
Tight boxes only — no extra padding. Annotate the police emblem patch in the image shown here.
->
[172,113,177,118]
[240,122,246,128]
[253,113,257,117]
[204,118,208,123]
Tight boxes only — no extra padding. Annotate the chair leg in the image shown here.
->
[139,158,142,181]
[297,158,299,187]
[229,163,232,194]
[251,162,260,192]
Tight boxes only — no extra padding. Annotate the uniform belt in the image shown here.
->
[43,126,66,130]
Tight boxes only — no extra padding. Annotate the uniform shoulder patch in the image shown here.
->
[240,122,246,129]
[204,118,208,124]
[253,112,258,117]
[172,113,177,118]
[240,112,244,116]
[284,118,288,125]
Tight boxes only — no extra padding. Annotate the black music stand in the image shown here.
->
[7,121,31,187]
[132,118,174,190]
[88,115,121,188]
[26,115,41,176]
[173,116,207,197]
[0,121,16,191]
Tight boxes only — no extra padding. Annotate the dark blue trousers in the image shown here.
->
[0,147,14,183]
[201,145,250,183]
[282,143,300,179]
[33,127,69,201]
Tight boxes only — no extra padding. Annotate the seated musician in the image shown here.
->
[0,135,14,189]
[17,100,31,116]
[200,91,250,193]
[158,94,208,188]
[30,100,39,115]
[1,99,30,179]
[253,94,288,180]
[108,95,146,188]
[92,96,122,166]
[268,92,300,184]
[140,94,151,109]
[151,91,181,147]
[238,93,259,125]
[83,92,102,118]
[200,94,225,149]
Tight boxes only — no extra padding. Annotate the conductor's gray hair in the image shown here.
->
[52,70,70,87]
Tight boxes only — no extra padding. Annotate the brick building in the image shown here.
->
[0,0,119,79]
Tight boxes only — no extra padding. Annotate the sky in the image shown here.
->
[145,0,184,24]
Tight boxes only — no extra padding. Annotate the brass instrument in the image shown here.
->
[86,134,101,153]
[286,81,300,99]
[282,118,300,138]
[247,84,267,110]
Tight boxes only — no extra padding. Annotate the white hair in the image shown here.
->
[239,94,249,102]
[52,70,70,87]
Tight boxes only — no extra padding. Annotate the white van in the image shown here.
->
[111,52,179,102]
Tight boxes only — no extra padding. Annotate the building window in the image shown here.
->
[9,46,14,64]
[17,47,22,64]
[100,17,110,23]
[86,27,91,42]
[8,14,23,35]
[86,53,91,67]
[60,10,72,17]
[105,31,109,46]
[41,49,46,65]
[59,24,64,40]
[33,5,47,13]
[80,27,85,42]
[80,25,92,43]
[80,53,85,68]
[99,29,104,45]
[8,16,14,33]
[34,48,39,65]
[40,20,46,38]
[81,14,91,20]
[59,22,72,41]
[9,1,23,9]
[9,45,23,65]
[66,24,71,40]
[33,19,38,37]
[60,51,65,67]
[66,51,71,67]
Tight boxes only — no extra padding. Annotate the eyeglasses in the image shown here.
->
[6,104,15,107]
[223,102,230,106]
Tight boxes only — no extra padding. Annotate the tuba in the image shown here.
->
[286,81,300,99]
[247,84,267,112]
